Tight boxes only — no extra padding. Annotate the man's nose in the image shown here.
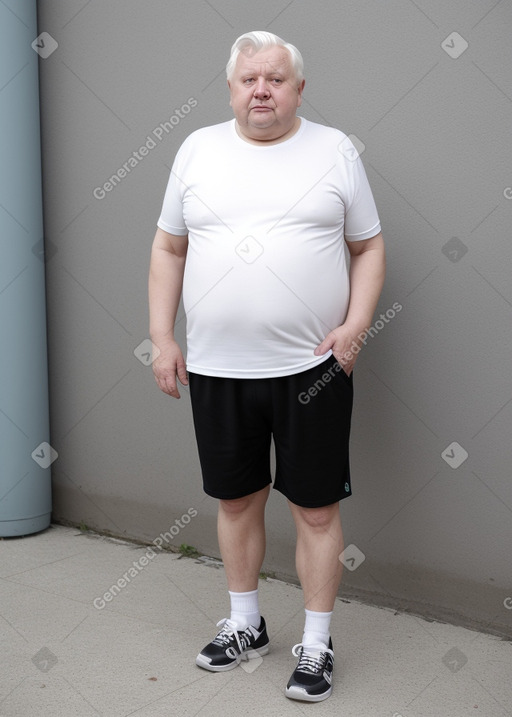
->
[253,78,270,98]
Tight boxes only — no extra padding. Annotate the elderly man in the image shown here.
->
[149,31,385,702]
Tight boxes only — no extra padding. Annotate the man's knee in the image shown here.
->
[219,486,269,516]
[295,503,340,530]
[219,494,254,516]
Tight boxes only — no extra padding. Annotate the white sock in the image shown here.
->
[229,589,260,630]
[302,608,332,648]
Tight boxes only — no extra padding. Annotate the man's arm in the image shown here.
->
[314,232,386,374]
[148,227,189,397]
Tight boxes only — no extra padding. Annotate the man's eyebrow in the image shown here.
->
[239,67,286,78]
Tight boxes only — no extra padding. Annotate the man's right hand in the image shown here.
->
[151,339,188,398]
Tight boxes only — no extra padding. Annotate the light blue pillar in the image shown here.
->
[0,0,52,536]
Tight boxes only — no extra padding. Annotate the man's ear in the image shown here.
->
[227,79,232,106]
[297,79,305,106]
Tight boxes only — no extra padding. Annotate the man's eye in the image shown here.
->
[272,78,283,84]
[243,78,255,84]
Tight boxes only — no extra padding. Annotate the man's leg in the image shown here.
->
[218,484,270,591]
[189,372,273,671]
[288,500,343,613]
[196,485,271,672]
[284,500,342,701]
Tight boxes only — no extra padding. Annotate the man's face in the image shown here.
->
[228,45,305,143]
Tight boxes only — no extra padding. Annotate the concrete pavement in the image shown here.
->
[1,524,511,716]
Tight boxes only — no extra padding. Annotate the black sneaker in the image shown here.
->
[285,639,334,702]
[196,617,269,672]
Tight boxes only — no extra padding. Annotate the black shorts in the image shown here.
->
[188,355,354,508]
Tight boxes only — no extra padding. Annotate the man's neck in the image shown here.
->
[235,117,302,146]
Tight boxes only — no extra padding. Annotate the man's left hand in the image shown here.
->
[314,326,360,376]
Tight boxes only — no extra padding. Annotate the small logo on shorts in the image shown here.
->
[344,482,350,492]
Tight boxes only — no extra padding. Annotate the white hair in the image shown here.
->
[226,31,304,84]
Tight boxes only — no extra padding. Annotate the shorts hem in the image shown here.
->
[272,484,352,508]
[203,480,272,501]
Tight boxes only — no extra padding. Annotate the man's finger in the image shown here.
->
[166,379,180,398]
[176,362,189,385]
[314,337,333,356]
[157,373,180,398]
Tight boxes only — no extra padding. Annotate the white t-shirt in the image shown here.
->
[157,117,381,378]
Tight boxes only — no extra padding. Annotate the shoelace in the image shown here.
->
[291,643,334,674]
[212,618,249,654]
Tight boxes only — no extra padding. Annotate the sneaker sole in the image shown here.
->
[196,644,270,672]
[285,684,332,702]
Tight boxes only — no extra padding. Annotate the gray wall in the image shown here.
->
[36,1,512,635]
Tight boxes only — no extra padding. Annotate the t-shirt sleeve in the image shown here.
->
[156,146,188,236]
[339,137,381,241]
